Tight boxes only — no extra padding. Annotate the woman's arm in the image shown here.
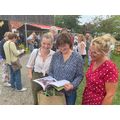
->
[71,55,84,88]
[26,49,38,68]
[10,42,23,56]
[80,42,85,55]
[26,49,38,80]
[102,82,118,105]
[64,56,84,91]
[27,68,33,80]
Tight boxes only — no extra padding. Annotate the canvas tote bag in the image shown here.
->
[37,91,66,105]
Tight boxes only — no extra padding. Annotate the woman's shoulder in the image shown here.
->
[72,51,80,57]
[52,51,61,58]
[104,60,119,81]
[53,51,60,55]
[8,41,16,47]
[3,40,8,45]
[32,49,39,53]
[72,51,83,61]
[6,41,14,45]
[30,49,39,56]
[104,60,118,70]
[50,50,55,55]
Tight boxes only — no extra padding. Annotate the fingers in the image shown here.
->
[64,83,73,91]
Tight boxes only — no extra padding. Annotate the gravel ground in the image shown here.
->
[0,54,34,105]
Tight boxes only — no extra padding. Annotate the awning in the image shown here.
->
[29,23,50,30]
[29,23,62,30]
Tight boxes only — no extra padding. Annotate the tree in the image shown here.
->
[92,16,120,40]
[54,15,81,32]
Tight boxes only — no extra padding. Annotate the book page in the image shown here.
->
[33,77,70,91]
[49,80,70,87]
[33,78,55,91]
[41,76,57,81]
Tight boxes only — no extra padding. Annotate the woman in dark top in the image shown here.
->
[49,33,84,105]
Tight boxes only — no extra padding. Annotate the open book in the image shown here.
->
[33,76,70,91]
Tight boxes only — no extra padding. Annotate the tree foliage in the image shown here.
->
[81,15,120,40]
[55,15,81,32]
[55,15,120,40]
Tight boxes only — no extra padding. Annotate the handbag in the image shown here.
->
[11,59,22,71]
[37,90,66,105]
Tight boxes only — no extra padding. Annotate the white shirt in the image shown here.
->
[78,41,86,55]
[26,49,55,75]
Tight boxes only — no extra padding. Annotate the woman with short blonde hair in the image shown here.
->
[82,34,119,105]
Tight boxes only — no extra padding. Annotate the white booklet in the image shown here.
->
[33,76,70,91]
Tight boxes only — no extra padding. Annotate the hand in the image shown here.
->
[19,49,25,54]
[64,83,74,91]
[21,49,25,53]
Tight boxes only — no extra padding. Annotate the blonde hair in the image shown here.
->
[77,34,85,42]
[49,26,58,34]
[92,34,116,55]
[41,33,53,44]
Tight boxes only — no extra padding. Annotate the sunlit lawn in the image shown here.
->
[76,52,120,105]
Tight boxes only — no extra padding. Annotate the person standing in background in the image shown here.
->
[0,32,11,87]
[77,34,86,65]
[48,26,58,51]
[85,32,92,66]
[4,32,27,92]
[73,34,78,52]
[27,32,37,53]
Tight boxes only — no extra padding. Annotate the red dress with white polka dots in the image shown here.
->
[82,60,119,105]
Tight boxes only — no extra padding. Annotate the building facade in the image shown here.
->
[0,15,54,25]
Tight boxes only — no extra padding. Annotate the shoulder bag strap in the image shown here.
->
[33,49,39,70]
[8,42,12,62]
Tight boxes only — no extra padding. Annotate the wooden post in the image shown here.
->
[24,23,28,48]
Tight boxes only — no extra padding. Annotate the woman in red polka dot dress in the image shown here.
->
[82,34,119,105]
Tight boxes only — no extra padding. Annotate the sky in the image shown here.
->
[80,15,96,24]
[80,15,107,25]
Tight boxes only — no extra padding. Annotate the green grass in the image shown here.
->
[76,53,120,105]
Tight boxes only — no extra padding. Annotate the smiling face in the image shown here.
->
[41,37,52,50]
[89,44,104,62]
[58,43,71,54]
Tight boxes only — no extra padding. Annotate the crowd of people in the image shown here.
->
[0,26,119,105]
